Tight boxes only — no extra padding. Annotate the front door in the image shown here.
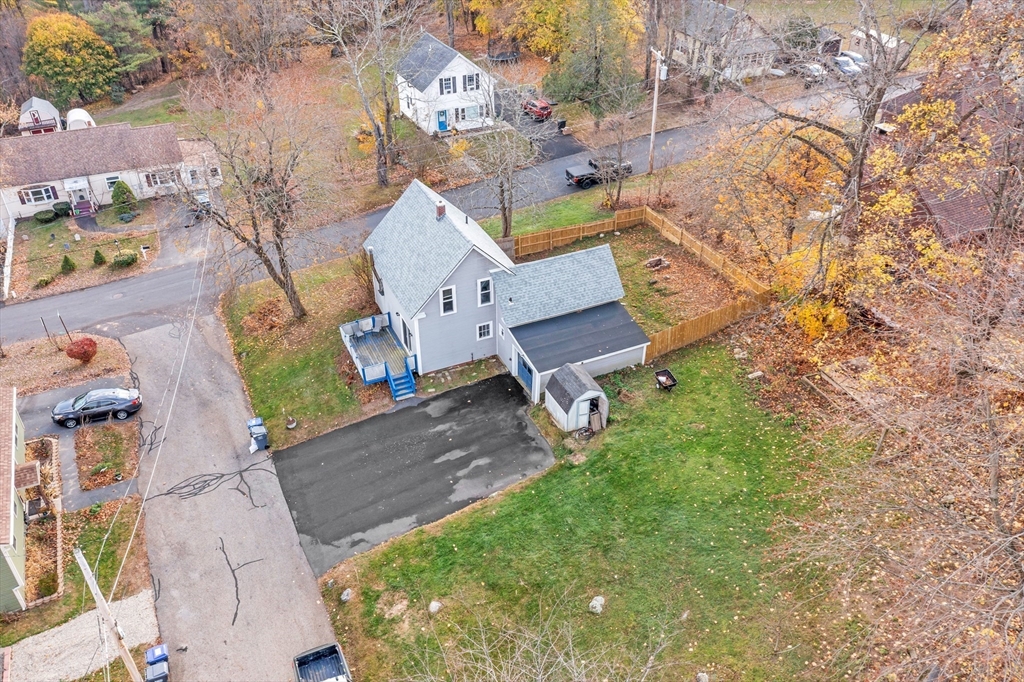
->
[402,319,413,351]
[437,110,448,132]
[517,352,533,391]
[75,191,86,202]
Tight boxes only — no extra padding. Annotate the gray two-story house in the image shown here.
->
[343,181,650,402]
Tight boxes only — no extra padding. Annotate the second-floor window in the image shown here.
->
[463,73,480,91]
[478,278,492,306]
[440,286,456,315]
[439,77,456,95]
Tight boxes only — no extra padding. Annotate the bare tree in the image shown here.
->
[403,599,680,682]
[309,0,423,187]
[183,0,306,74]
[443,0,456,47]
[466,85,555,239]
[181,69,328,319]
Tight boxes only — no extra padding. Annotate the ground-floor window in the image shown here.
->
[145,171,175,187]
[454,106,480,123]
[477,322,492,340]
[17,185,56,204]
[105,175,120,190]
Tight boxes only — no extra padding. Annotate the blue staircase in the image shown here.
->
[385,363,417,401]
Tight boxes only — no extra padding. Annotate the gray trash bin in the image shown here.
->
[146,660,169,682]
[249,424,268,450]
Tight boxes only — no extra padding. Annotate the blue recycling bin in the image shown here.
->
[145,644,168,665]
[246,416,264,429]
[145,660,169,682]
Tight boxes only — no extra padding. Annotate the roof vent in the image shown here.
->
[436,200,446,220]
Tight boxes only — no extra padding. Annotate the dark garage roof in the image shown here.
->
[546,363,602,412]
[510,301,649,374]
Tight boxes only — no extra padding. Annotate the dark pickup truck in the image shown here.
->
[565,157,634,189]
[294,644,352,682]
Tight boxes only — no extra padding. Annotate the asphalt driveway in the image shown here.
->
[275,373,554,575]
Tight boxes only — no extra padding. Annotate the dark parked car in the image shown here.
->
[51,388,142,428]
[565,157,633,189]
[522,98,553,121]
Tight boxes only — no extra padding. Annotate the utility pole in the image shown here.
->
[74,548,144,682]
[648,48,665,175]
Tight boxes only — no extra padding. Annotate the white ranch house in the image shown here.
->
[341,181,649,402]
[0,122,221,222]
[396,33,496,135]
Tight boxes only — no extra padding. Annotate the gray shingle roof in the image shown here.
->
[397,33,462,92]
[494,244,625,328]
[21,97,59,116]
[363,180,514,316]
[546,363,602,411]
[0,123,182,186]
[678,0,740,42]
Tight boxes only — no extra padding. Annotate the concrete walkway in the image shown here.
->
[17,379,140,511]
[9,589,159,681]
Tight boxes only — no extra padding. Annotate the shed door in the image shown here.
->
[576,400,590,429]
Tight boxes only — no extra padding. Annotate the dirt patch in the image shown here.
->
[74,422,140,491]
[241,299,285,336]
[0,335,130,397]
[521,226,740,333]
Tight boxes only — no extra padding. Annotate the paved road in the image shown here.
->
[275,374,554,575]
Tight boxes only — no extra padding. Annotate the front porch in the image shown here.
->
[340,314,417,400]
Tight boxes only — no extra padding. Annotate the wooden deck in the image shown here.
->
[347,326,410,376]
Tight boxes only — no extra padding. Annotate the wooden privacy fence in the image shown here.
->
[514,207,646,257]
[511,205,772,360]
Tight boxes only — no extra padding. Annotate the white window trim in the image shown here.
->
[498,325,504,338]
[440,286,457,316]
[21,185,56,204]
[105,176,120,190]
[477,322,493,340]
[477,277,493,307]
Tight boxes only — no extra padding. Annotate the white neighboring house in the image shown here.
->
[0,123,221,222]
[396,33,496,135]
[17,97,62,136]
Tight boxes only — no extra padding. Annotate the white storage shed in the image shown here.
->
[544,363,609,433]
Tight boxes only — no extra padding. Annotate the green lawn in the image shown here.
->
[17,216,157,287]
[478,187,615,238]
[92,99,187,129]
[322,345,823,679]
[94,199,157,231]
[0,499,146,647]
[224,259,364,448]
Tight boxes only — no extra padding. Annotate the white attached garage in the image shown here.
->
[544,363,609,432]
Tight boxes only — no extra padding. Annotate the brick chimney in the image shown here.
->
[436,200,446,220]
